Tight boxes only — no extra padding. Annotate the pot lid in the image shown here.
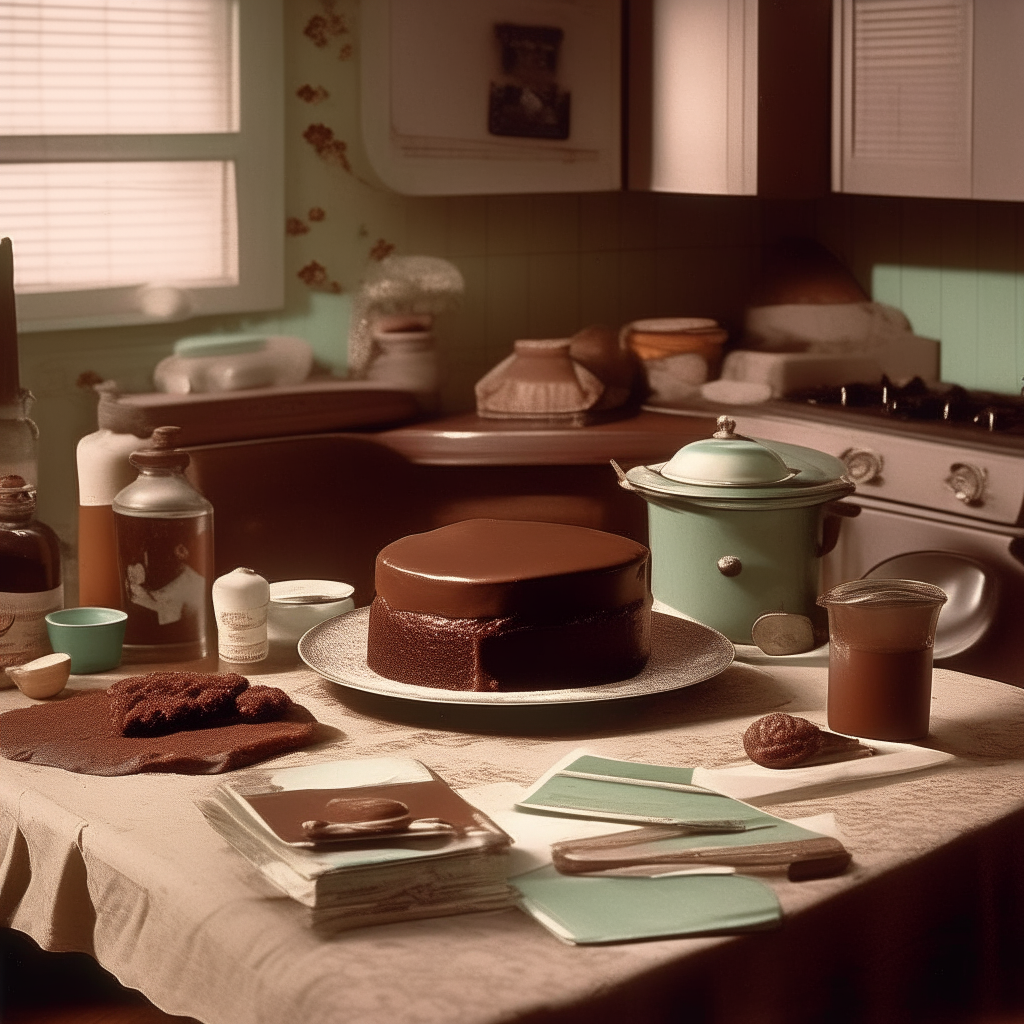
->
[623,416,855,509]
[660,417,794,486]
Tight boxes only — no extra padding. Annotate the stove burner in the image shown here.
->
[789,377,1024,434]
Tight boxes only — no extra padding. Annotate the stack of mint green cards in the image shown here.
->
[508,751,850,945]
[512,869,782,945]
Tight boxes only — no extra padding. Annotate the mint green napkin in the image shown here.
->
[517,752,764,827]
[512,867,781,945]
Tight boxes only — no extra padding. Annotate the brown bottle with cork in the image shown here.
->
[112,426,214,662]
[0,475,63,670]
[1,237,39,487]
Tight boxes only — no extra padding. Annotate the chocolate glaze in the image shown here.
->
[375,519,649,618]
[246,780,495,844]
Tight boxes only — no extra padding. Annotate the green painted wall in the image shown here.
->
[14,0,1024,567]
[864,198,1024,392]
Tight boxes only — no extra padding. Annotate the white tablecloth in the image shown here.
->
[3,657,1024,1024]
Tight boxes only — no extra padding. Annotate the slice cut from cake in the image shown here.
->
[366,519,652,692]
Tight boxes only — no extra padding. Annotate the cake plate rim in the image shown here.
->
[297,607,735,706]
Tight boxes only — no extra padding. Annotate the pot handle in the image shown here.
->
[610,459,638,492]
[816,500,861,558]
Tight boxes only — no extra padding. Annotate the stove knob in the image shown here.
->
[946,462,987,505]
[841,448,884,484]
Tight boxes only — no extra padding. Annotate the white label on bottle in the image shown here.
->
[216,607,269,663]
[127,563,205,625]
[0,586,64,667]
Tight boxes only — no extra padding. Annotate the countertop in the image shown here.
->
[374,409,718,465]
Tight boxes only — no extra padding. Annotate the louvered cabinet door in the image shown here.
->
[835,0,1024,200]
[834,0,974,198]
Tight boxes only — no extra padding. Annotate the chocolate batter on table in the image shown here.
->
[0,673,320,776]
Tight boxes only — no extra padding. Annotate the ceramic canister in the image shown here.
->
[213,567,270,663]
[621,416,856,644]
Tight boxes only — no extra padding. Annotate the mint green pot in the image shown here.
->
[623,419,855,644]
[646,500,829,642]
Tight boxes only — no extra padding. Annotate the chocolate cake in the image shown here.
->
[366,519,652,691]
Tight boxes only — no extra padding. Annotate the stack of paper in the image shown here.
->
[198,757,514,931]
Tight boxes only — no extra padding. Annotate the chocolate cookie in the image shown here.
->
[109,671,250,736]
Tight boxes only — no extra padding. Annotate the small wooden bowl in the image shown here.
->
[623,318,729,375]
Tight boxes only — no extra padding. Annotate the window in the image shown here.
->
[0,0,283,331]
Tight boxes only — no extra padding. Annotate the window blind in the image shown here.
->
[0,0,281,331]
[0,0,237,135]
[0,161,236,291]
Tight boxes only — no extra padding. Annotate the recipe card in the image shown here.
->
[516,750,765,827]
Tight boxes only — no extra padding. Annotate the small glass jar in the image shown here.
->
[818,578,947,741]
[0,475,63,670]
[113,426,214,662]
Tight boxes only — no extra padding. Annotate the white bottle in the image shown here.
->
[77,427,148,609]
[212,567,270,664]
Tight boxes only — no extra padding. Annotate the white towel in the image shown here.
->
[692,740,955,805]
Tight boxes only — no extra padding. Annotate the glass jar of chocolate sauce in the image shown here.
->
[0,474,63,669]
[112,426,214,662]
[818,578,947,741]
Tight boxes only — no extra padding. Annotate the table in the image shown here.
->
[3,655,1024,1024]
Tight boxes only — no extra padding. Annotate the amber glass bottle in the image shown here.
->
[0,474,63,669]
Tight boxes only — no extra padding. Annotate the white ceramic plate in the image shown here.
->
[298,608,735,706]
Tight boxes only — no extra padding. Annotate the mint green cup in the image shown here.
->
[45,608,128,673]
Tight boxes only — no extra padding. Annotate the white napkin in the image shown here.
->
[464,782,629,876]
[692,739,955,805]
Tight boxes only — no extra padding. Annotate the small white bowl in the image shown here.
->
[6,652,72,699]
[268,580,355,644]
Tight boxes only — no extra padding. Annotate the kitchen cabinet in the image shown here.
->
[360,0,622,195]
[833,0,1024,201]
[627,0,832,197]
[360,0,831,198]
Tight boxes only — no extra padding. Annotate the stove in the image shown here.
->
[711,378,1024,688]
[788,376,1024,447]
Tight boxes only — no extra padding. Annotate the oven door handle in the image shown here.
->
[817,501,862,558]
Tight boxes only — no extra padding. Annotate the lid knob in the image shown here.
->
[713,416,738,439]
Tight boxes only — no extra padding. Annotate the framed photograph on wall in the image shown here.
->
[361,0,621,195]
